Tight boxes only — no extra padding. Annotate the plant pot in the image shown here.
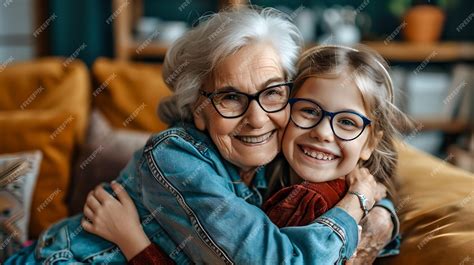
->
[403,5,445,43]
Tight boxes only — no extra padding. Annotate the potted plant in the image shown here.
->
[389,0,456,43]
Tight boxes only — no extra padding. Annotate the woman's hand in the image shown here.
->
[81,181,151,261]
[346,206,394,265]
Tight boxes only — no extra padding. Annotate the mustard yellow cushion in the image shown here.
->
[92,57,171,132]
[381,142,474,264]
[0,57,90,144]
[0,110,75,238]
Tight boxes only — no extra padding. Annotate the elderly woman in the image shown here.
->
[5,7,398,265]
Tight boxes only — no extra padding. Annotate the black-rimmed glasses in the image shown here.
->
[288,98,372,141]
[199,83,292,118]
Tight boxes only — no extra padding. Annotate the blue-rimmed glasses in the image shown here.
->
[288,98,372,141]
[199,83,292,118]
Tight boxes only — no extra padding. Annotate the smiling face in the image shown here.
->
[194,43,290,172]
[282,76,378,183]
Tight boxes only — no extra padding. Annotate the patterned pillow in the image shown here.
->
[0,151,42,261]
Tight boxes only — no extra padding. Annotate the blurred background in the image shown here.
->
[0,0,473,255]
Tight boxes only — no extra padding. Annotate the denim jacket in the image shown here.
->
[6,123,399,265]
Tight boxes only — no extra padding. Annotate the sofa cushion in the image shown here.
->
[0,111,76,238]
[92,58,171,132]
[380,142,474,264]
[69,110,150,215]
[0,57,90,145]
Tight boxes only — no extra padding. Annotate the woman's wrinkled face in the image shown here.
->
[283,76,377,183]
[194,43,290,171]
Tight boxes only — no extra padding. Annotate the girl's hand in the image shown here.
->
[81,181,151,260]
[336,167,381,223]
[346,167,381,210]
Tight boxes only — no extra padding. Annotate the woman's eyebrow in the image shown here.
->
[262,77,286,88]
[213,77,285,93]
[214,86,239,93]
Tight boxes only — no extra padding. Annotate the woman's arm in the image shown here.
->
[137,132,379,264]
[346,196,402,264]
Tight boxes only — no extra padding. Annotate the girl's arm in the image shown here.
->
[81,181,173,264]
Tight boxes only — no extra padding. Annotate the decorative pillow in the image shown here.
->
[0,57,90,145]
[68,110,150,215]
[0,110,76,238]
[92,57,171,132]
[379,142,474,265]
[0,150,42,261]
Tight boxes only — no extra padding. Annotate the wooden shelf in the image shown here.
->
[405,118,470,134]
[112,0,245,60]
[121,40,474,62]
[130,40,169,58]
[362,41,474,62]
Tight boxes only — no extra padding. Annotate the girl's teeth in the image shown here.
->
[302,148,336,161]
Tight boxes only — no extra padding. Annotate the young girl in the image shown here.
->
[83,45,408,264]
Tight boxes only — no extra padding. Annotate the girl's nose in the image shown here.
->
[309,117,335,142]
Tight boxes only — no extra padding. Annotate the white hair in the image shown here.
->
[158,6,303,125]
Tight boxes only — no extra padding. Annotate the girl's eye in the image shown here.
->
[339,119,357,127]
[301,108,321,116]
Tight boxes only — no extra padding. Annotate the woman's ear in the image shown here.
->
[193,101,207,131]
[360,131,383,161]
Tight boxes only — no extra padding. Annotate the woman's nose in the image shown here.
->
[309,117,335,142]
[244,101,269,129]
